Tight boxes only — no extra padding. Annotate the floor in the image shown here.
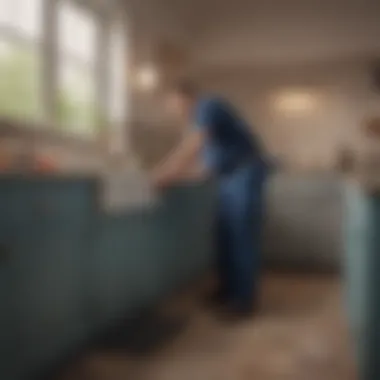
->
[59,273,357,380]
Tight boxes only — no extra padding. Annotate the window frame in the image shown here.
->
[0,0,128,151]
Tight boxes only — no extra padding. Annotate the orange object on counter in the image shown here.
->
[34,156,58,173]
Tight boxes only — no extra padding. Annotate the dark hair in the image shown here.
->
[170,79,198,98]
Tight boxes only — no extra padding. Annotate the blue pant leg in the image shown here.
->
[216,198,232,298]
[223,163,266,310]
[245,172,265,305]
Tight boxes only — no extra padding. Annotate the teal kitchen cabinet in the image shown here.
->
[0,175,216,379]
[162,183,215,286]
[343,182,380,380]
[143,182,215,296]
[152,186,189,293]
[0,181,31,380]
[4,178,95,377]
[88,208,165,331]
[88,181,216,331]
[0,257,17,379]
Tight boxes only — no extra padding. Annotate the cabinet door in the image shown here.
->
[0,180,34,380]
[89,206,166,331]
[13,180,94,375]
[0,237,18,380]
[0,257,14,379]
[152,183,215,294]
[163,183,215,286]
[343,184,370,337]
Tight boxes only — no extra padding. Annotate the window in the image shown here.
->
[108,24,128,153]
[0,0,43,120]
[109,24,127,125]
[0,0,129,143]
[57,1,97,135]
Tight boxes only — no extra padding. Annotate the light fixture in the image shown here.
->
[135,64,159,91]
[273,90,318,115]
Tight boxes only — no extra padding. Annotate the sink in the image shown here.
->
[100,170,158,213]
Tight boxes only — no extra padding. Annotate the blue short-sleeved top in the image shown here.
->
[193,96,262,175]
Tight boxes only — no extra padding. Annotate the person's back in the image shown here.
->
[194,96,264,176]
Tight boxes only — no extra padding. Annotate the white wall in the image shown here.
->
[196,59,376,170]
[184,0,380,67]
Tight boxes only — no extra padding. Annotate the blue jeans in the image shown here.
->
[216,160,267,310]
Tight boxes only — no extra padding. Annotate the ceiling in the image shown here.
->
[131,0,380,68]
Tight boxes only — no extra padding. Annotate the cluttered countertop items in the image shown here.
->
[0,143,209,213]
[0,121,209,212]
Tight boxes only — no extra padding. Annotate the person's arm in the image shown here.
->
[152,98,217,188]
[153,129,206,187]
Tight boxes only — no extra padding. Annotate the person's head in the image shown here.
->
[165,79,199,121]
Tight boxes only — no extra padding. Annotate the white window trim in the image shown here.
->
[0,0,129,153]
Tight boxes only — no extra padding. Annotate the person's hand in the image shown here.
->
[150,168,173,191]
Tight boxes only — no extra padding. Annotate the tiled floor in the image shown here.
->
[59,273,357,380]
